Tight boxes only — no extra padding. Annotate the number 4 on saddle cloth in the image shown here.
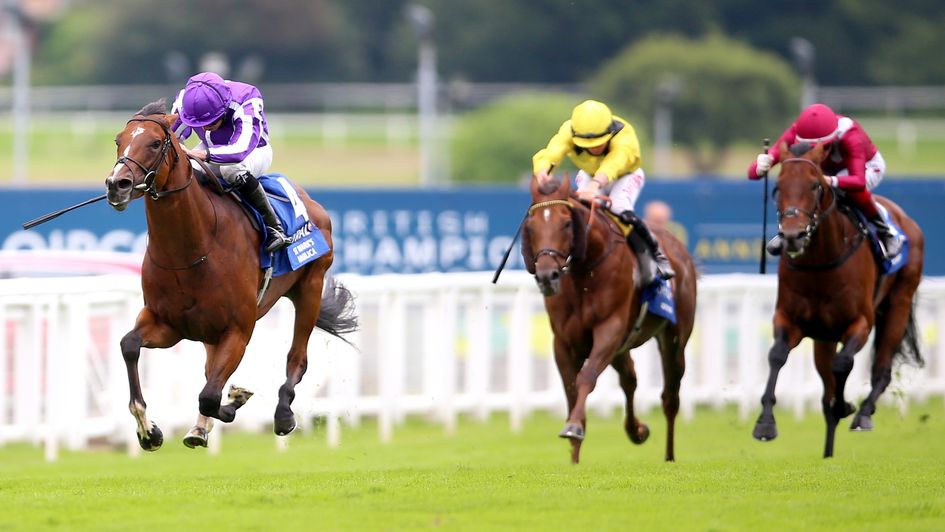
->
[234,173,330,276]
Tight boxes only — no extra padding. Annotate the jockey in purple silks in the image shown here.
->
[170,72,291,253]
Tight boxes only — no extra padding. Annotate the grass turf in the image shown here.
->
[0,400,942,531]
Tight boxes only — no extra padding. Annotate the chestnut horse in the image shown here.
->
[105,100,357,450]
[753,142,924,458]
[521,176,697,463]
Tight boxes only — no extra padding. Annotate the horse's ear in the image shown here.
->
[809,141,827,162]
[557,173,571,195]
[778,141,791,161]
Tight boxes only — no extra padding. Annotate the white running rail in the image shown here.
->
[1,272,944,459]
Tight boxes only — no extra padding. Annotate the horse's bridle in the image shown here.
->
[527,199,574,274]
[775,157,838,241]
[116,117,189,200]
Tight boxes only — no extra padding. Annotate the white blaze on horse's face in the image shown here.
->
[543,208,551,222]
[130,126,145,139]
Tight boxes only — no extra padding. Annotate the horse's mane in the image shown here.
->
[789,142,813,156]
[135,98,168,117]
[537,178,562,195]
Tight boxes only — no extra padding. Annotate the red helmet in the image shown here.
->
[794,103,839,143]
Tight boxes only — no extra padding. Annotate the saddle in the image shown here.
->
[602,210,662,286]
[190,157,263,233]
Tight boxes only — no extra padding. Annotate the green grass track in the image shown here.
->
[1,401,943,531]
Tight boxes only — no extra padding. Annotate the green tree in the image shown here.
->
[450,92,578,184]
[591,34,798,173]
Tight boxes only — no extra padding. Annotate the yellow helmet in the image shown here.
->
[570,100,616,148]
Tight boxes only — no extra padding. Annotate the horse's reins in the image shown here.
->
[778,157,864,270]
[121,116,216,270]
[525,198,621,275]
[776,158,838,240]
[527,199,576,274]
[117,117,190,200]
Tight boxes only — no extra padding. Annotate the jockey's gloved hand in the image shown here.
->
[826,175,838,188]
[756,153,773,176]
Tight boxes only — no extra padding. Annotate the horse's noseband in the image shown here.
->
[527,199,574,275]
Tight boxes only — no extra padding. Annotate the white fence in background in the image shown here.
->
[1,272,944,459]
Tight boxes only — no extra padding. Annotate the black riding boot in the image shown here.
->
[619,210,675,282]
[870,214,903,258]
[236,172,291,253]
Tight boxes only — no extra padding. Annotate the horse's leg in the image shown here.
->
[562,318,625,462]
[851,298,911,431]
[120,308,182,451]
[753,317,803,441]
[553,337,583,464]
[813,341,841,458]
[273,275,324,436]
[610,350,649,445]
[819,319,869,458]
[657,329,686,462]
[183,385,254,448]
[198,332,252,423]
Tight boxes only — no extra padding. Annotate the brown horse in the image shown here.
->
[521,176,697,463]
[752,142,924,458]
[104,100,357,450]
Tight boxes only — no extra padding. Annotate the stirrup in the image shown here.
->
[766,234,783,256]
[264,227,291,253]
[879,234,903,258]
[655,258,675,280]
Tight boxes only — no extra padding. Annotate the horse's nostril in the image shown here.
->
[117,178,133,190]
[549,270,560,281]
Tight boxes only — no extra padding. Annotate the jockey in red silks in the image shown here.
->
[747,103,903,259]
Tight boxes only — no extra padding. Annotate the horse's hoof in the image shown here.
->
[558,423,585,441]
[274,416,297,436]
[137,424,164,452]
[752,416,778,442]
[850,414,874,432]
[227,385,254,408]
[182,427,209,449]
[629,423,650,444]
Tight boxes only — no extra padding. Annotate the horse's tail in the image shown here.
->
[317,273,359,343]
[890,299,924,368]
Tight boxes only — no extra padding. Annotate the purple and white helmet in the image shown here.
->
[179,72,231,127]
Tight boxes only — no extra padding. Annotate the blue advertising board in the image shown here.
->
[2,179,942,275]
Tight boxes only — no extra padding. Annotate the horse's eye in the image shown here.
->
[563,219,572,230]
[115,139,120,147]
[150,140,161,149]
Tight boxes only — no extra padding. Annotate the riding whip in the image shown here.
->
[759,138,771,274]
[22,194,108,230]
[491,214,527,284]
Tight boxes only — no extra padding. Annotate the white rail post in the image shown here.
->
[507,286,532,432]
[467,286,492,421]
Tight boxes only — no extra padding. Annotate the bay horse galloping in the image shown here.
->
[105,100,357,450]
[521,176,697,463]
[753,142,924,458]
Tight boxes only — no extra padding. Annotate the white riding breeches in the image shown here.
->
[835,150,886,191]
[576,168,646,214]
[191,143,274,184]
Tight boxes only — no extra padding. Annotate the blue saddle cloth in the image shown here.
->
[230,173,330,277]
[642,278,676,324]
[851,203,909,276]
